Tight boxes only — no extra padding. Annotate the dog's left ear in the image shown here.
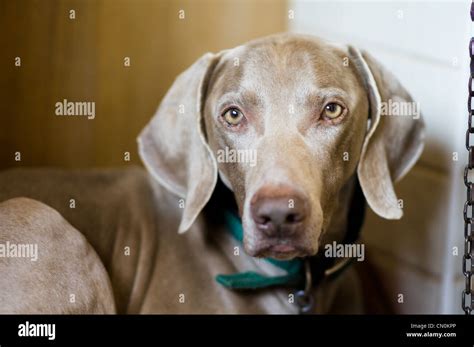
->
[348,46,425,220]
[138,53,221,233]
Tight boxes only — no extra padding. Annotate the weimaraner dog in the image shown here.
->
[0,33,424,314]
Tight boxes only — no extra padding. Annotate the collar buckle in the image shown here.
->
[295,260,314,314]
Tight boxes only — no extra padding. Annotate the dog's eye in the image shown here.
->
[323,103,344,119]
[222,108,244,126]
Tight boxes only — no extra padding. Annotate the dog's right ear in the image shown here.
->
[138,53,221,233]
[348,46,425,220]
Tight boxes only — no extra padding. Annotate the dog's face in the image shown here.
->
[204,37,369,259]
[138,33,424,261]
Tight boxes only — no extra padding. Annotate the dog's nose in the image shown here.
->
[250,186,308,237]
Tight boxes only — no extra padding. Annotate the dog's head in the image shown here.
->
[138,34,424,260]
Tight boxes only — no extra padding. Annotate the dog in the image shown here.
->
[0,33,424,314]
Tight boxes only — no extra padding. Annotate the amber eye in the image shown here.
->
[323,103,344,119]
[222,108,244,126]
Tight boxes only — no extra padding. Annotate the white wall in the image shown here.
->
[288,0,470,313]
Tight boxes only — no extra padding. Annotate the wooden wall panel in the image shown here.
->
[0,0,286,168]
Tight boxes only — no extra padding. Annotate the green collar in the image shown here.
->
[215,210,304,290]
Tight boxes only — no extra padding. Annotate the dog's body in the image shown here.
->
[0,168,361,313]
[0,34,424,314]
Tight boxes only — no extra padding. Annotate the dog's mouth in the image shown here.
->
[248,242,313,260]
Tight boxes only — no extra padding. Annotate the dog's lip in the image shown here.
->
[265,245,298,260]
[250,242,311,259]
[267,250,300,260]
[270,244,296,253]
